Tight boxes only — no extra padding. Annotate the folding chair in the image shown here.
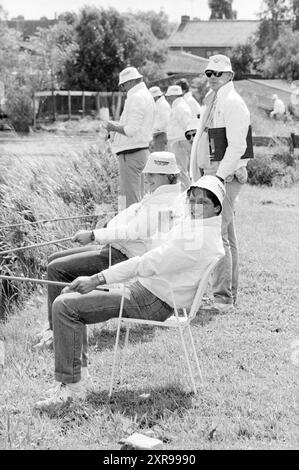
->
[109,257,219,396]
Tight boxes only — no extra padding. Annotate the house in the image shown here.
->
[168,15,260,58]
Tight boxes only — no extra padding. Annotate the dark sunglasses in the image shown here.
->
[185,132,196,141]
[205,70,223,78]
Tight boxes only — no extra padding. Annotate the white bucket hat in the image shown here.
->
[272,94,278,100]
[119,66,143,85]
[149,86,163,98]
[185,118,200,134]
[205,54,233,73]
[142,152,180,174]
[189,175,226,213]
[165,85,183,97]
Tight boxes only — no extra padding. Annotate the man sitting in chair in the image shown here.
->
[35,152,183,350]
[36,175,225,407]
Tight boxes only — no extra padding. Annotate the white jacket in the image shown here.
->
[184,91,202,118]
[111,82,155,154]
[212,81,250,180]
[167,97,192,143]
[102,215,224,309]
[153,96,171,134]
[93,184,183,258]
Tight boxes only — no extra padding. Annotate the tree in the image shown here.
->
[228,42,254,79]
[260,26,299,79]
[255,0,292,51]
[208,0,237,19]
[133,9,176,39]
[63,7,168,90]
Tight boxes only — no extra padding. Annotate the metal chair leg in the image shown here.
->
[186,324,204,386]
[177,325,197,394]
[120,324,130,385]
[109,294,125,397]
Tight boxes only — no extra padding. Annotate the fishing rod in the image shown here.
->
[0,213,104,230]
[0,274,109,292]
[0,237,74,256]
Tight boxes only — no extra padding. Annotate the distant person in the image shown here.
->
[190,54,250,312]
[185,118,200,147]
[165,85,192,189]
[149,86,171,152]
[105,67,155,208]
[270,94,286,119]
[175,78,202,119]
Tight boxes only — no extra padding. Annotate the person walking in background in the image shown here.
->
[185,118,200,147]
[270,94,286,120]
[165,85,192,190]
[149,86,171,152]
[190,54,250,312]
[105,66,155,209]
[175,78,202,119]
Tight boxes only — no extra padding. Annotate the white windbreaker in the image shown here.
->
[111,82,155,154]
[93,183,183,258]
[102,215,224,309]
[167,97,192,143]
[153,96,171,134]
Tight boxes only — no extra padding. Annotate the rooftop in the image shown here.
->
[164,50,209,75]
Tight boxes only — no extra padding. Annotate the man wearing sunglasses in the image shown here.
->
[190,54,250,313]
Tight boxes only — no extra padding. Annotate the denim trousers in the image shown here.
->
[118,149,149,209]
[212,177,243,305]
[47,245,128,367]
[52,281,173,384]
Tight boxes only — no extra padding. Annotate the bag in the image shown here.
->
[208,125,254,162]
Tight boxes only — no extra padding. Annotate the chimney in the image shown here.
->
[181,15,190,25]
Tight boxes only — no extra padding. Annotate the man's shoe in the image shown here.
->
[213,302,234,314]
[35,381,88,408]
[34,328,53,350]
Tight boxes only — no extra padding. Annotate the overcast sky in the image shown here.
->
[2,0,264,22]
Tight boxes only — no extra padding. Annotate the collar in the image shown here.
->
[127,81,147,97]
[172,97,184,108]
[216,81,235,100]
[152,183,181,196]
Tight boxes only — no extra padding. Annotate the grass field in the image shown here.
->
[0,182,298,450]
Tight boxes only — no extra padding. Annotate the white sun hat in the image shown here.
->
[165,85,183,96]
[205,54,233,73]
[272,94,278,100]
[189,175,226,213]
[185,118,200,134]
[149,86,163,98]
[142,152,180,174]
[119,66,143,85]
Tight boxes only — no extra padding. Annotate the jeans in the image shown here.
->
[118,149,149,209]
[52,281,174,384]
[47,245,128,367]
[212,177,243,305]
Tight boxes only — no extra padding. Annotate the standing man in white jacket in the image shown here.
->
[149,86,171,152]
[35,175,225,407]
[190,54,250,312]
[105,67,155,209]
[165,85,192,190]
[175,78,202,119]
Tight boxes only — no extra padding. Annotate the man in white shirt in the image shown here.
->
[270,94,286,119]
[190,54,250,312]
[149,86,171,152]
[175,78,202,119]
[36,152,182,351]
[35,175,225,407]
[165,85,192,190]
[105,67,155,209]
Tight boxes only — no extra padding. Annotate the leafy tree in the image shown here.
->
[260,26,299,79]
[255,0,292,51]
[228,42,254,79]
[208,0,237,19]
[133,9,176,39]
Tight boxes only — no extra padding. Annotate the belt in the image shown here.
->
[116,147,149,156]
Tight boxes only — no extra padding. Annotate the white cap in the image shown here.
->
[119,66,143,85]
[142,152,180,174]
[189,175,226,213]
[165,85,183,97]
[185,118,200,134]
[272,94,278,100]
[205,54,233,73]
[149,86,163,98]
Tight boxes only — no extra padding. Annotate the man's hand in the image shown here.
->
[68,276,99,295]
[73,230,93,245]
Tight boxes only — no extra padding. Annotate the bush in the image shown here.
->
[247,150,299,187]
[5,87,33,132]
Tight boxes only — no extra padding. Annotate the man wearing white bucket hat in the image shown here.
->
[36,152,183,351]
[190,54,251,312]
[165,84,192,190]
[104,66,155,209]
[149,86,171,152]
[35,175,225,407]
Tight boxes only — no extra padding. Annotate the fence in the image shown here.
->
[33,90,125,125]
